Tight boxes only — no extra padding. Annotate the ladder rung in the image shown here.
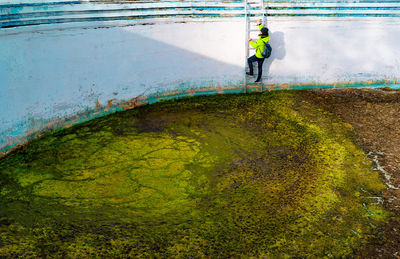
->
[247,4,262,8]
[245,0,267,85]
[247,12,266,16]
[247,11,266,13]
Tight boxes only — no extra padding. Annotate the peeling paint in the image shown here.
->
[2,81,400,157]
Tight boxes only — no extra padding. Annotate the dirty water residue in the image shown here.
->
[0,90,391,257]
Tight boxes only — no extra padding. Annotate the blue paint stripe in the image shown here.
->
[0,7,245,21]
[268,7,400,10]
[2,0,400,29]
[1,0,400,9]
[0,14,247,28]
[0,1,81,8]
[267,13,400,16]
[3,5,400,21]
[0,1,243,9]
[3,11,400,28]
[268,0,400,2]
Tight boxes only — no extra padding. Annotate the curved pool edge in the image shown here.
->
[2,81,400,157]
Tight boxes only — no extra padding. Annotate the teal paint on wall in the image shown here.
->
[2,0,400,29]
[2,80,400,157]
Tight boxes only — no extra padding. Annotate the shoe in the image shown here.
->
[255,80,261,83]
[246,72,254,76]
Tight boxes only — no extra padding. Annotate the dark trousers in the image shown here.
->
[248,55,265,81]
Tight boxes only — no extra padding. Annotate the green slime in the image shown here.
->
[0,91,390,257]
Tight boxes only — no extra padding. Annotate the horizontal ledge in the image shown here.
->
[1,10,249,22]
[2,0,400,9]
[0,3,245,15]
[0,1,244,9]
[3,7,400,22]
[0,8,247,21]
[0,14,245,28]
[3,12,400,28]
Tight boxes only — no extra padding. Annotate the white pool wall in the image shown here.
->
[1,1,400,154]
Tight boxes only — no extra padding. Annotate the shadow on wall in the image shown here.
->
[263,31,286,80]
[0,23,244,153]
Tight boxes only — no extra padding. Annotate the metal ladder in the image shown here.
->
[244,0,267,92]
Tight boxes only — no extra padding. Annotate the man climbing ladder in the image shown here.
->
[247,19,270,83]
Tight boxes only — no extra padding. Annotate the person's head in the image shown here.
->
[260,27,269,37]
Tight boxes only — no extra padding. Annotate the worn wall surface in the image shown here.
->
[0,19,246,153]
[1,0,400,154]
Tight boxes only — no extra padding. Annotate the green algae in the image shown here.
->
[0,91,391,257]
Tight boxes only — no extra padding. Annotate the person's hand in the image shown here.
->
[248,38,252,42]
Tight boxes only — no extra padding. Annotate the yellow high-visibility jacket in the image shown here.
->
[249,24,270,59]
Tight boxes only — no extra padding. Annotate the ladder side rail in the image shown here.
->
[244,0,249,92]
[261,0,266,27]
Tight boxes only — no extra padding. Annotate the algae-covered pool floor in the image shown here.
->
[297,88,400,258]
[0,90,392,257]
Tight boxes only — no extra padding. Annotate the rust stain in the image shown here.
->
[96,98,101,110]
[107,99,115,106]
[124,96,144,110]
[3,79,400,158]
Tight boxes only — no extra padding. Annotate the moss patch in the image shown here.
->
[0,91,390,257]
